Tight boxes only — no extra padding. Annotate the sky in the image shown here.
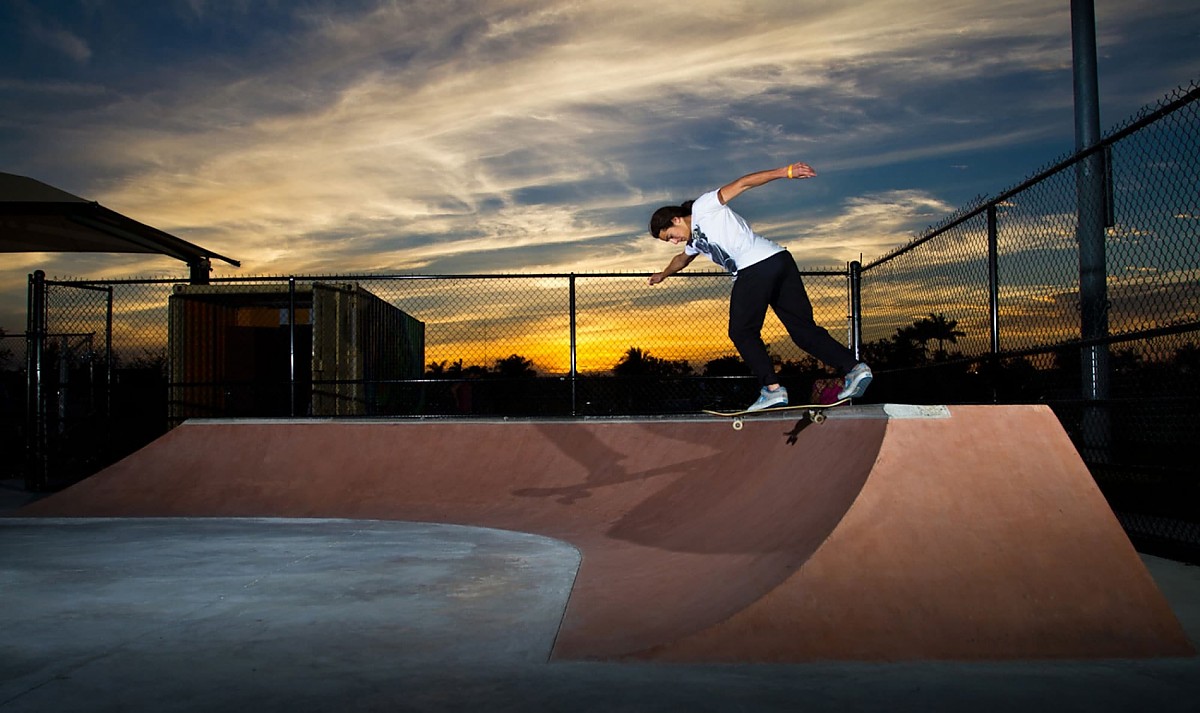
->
[2,0,1198,352]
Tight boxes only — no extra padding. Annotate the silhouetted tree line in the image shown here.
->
[12,314,1197,420]
[857,312,1200,406]
[423,354,549,415]
[425,354,537,380]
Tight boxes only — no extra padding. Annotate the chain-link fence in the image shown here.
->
[17,268,852,484]
[10,81,1199,559]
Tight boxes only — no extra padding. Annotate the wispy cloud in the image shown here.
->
[17,1,92,64]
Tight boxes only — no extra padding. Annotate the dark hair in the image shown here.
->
[648,200,694,238]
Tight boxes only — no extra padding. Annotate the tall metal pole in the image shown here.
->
[189,257,211,286]
[1072,0,1111,462]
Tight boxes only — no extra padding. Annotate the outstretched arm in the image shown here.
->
[717,161,816,205]
[648,251,698,285]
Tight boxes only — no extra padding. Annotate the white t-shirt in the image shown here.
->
[684,189,784,280]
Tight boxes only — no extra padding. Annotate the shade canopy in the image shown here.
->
[0,172,240,268]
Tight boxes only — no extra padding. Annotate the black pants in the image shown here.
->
[728,251,858,387]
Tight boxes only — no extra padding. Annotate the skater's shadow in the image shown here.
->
[511,422,718,505]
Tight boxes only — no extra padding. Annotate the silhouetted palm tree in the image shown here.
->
[493,354,537,378]
[614,347,691,377]
[922,313,966,358]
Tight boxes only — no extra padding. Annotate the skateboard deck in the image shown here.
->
[703,397,850,430]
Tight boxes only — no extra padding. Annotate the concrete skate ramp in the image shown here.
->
[21,404,1192,661]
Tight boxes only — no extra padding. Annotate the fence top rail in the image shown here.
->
[41,267,850,287]
[862,80,1200,272]
[42,280,115,293]
[40,276,185,287]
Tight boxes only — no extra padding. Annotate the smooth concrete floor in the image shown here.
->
[2,513,1199,713]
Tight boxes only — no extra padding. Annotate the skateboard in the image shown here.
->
[703,397,851,430]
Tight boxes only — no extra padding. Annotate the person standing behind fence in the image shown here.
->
[646,161,872,412]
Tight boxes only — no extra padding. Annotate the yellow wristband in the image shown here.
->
[787,164,794,179]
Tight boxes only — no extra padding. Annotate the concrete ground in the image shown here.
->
[1,503,1198,713]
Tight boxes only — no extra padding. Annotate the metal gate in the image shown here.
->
[24,270,113,491]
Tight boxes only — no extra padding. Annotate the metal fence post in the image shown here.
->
[101,286,114,449]
[848,261,863,359]
[569,273,577,416]
[288,276,297,417]
[25,270,47,491]
[987,205,1001,402]
[987,206,1000,356]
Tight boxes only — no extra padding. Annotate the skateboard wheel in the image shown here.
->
[811,411,826,424]
[732,418,744,431]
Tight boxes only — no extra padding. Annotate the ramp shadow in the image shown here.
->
[517,420,885,557]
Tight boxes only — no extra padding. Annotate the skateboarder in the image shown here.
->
[647,161,872,412]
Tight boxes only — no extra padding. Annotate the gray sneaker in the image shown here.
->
[746,385,788,412]
[837,363,873,400]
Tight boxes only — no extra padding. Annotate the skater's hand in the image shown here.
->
[785,162,816,180]
[649,251,695,284]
